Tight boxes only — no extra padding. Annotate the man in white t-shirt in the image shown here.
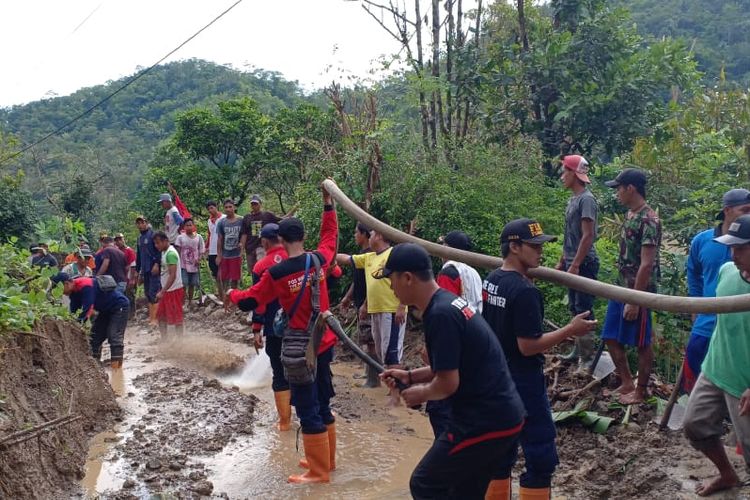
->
[153,230,184,338]
[159,193,184,244]
[205,200,225,297]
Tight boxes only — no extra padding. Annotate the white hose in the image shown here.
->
[322,179,750,314]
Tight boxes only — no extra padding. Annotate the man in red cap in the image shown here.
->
[556,155,599,367]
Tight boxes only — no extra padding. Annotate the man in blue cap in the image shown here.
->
[683,188,750,393]
[249,222,292,432]
[683,213,750,496]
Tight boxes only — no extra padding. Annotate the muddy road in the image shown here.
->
[76,307,750,499]
[78,308,431,499]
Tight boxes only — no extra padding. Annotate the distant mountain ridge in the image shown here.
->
[616,0,750,84]
[0,59,304,193]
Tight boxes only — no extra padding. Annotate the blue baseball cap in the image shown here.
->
[260,223,280,239]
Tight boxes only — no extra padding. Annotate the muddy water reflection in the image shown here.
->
[81,330,433,499]
[207,386,431,499]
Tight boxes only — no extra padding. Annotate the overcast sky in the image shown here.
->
[0,0,417,107]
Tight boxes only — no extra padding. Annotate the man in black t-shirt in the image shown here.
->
[482,219,597,499]
[95,236,129,294]
[379,243,524,499]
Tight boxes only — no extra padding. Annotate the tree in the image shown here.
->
[0,172,38,244]
[481,0,700,173]
[173,98,273,206]
[359,0,484,153]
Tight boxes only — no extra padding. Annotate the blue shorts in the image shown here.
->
[682,334,710,393]
[601,300,652,347]
[181,269,200,287]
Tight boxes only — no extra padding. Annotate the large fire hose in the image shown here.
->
[322,311,410,392]
[322,179,750,314]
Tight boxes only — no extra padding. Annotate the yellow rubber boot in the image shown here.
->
[299,422,336,470]
[273,390,292,431]
[485,478,511,500]
[288,431,330,484]
[519,486,551,500]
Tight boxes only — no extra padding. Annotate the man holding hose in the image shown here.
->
[380,243,525,499]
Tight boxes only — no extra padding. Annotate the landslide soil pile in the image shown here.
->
[0,319,120,499]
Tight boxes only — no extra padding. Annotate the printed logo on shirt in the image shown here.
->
[273,254,283,264]
[450,296,475,319]
[483,280,507,308]
[286,269,325,293]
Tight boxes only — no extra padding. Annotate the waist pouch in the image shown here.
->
[281,328,317,385]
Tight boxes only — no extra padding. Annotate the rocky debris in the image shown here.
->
[190,480,214,496]
[97,364,258,498]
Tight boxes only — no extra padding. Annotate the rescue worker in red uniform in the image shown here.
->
[226,184,338,484]
[249,223,292,431]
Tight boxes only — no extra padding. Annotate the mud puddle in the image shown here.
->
[79,319,433,499]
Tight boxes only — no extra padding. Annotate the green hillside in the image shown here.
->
[616,0,750,83]
[0,59,304,228]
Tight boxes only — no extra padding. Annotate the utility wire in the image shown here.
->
[0,0,244,166]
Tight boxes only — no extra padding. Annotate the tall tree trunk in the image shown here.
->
[446,0,455,138]
[432,0,447,143]
[518,0,542,123]
[517,0,530,51]
[461,0,482,139]
[364,93,382,211]
[414,0,431,151]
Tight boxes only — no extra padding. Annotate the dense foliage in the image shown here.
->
[0,241,68,335]
[617,0,750,84]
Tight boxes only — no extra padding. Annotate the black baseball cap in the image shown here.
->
[278,218,305,241]
[260,223,280,239]
[716,188,750,220]
[441,230,472,251]
[501,218,557,244]
[250,194,262,204]
[715,214,750,246]
[605,168,647,188]
[50,272,72,285]
[374,243,432,279]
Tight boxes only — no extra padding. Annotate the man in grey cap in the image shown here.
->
[683,213,750,496]
[159,193,184,244]
[683,188,750,393]
[62,247,94,278]
[240,194,282,277]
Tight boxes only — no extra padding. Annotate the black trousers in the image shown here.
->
[265,334,290,392]
[410,425,521,499]
[91,306,129,361]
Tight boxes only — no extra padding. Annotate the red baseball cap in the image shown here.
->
[562,155,591,184]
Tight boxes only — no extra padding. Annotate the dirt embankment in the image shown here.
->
[0,319,120,499]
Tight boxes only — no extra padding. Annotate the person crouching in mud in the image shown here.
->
[379,243,525,499]
[225,183,338,484]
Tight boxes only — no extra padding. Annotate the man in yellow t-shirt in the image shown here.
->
[338,230,407,402]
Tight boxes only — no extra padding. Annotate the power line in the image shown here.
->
[0,0,244,166]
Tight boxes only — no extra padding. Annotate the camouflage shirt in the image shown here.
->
[617,205,661,292]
